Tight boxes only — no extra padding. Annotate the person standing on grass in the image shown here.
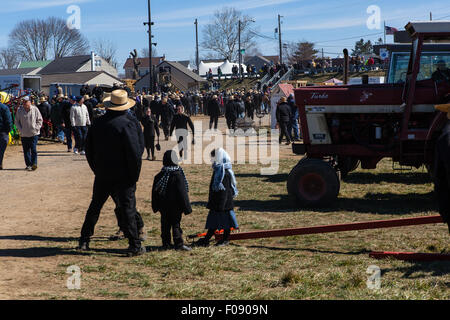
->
[78,89,146,257]
[70,96,91,155]
[0,102,12,170]
[141,107,160,161]
[152,150,192,251]
[15,96,43,171]
[207,95,221,130]
[170,104,195,159]
[276,96,292,145]
[225,95,238,131]
[195,148,239,247]
[160,97,175,140]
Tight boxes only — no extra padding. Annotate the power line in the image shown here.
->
[315,32,384,44]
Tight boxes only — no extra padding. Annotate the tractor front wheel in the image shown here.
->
[287,158,340,207]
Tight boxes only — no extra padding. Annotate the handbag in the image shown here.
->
[155,136,161,151]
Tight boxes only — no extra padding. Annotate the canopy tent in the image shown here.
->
[198,61,223,76]
[198,60,247,77]
[219,60,246,75]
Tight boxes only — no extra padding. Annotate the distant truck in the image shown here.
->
[0,74,41,95]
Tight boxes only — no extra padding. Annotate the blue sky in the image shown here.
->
[1,0,450,73]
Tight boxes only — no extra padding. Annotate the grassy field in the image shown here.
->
[31,157,449,300]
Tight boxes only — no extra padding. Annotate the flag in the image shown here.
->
[385,26,398,35]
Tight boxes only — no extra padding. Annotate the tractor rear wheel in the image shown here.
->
[287,158,340,207]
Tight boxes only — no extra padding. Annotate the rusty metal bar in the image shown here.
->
[215,215,443,241]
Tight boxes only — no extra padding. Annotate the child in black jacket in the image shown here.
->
[152,150,192,250]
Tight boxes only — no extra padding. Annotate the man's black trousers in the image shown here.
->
[80,178,142,249]
[279,121,292,143]
[209,115,218,130]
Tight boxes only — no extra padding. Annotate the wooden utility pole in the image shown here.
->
[144,0,154,94]
[238,20,242,79]
[278,15,283,65]
[195,19,199,75]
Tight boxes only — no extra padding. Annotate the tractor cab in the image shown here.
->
[288,21,450,208]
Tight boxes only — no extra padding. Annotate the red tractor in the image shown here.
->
[288,21,450,207]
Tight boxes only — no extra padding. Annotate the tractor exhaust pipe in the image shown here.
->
[343,49,349,85]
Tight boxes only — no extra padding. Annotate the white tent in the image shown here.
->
[198,61,222,76]
[219,60,246,75]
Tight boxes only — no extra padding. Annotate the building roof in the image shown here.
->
[175,60,191,69]
[0,68,38,76]
[161,61,206,83]
[18,60,52,69]
[123,57,165,69]
[263,55,280,64]
[38,55,92,75]
[40,71,122,87]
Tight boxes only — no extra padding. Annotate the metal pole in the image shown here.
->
[238,20,241,79]
[278,15,283,65]
[383,20,386,45]
[195,19,199,75]
[214,215,443,241]
[147,0,153,94]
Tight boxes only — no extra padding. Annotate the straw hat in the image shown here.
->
[83,95,90,101]
[102,90,136,111]
[435,104,450,119]
[279,96,287,103]
[39,96,47,102]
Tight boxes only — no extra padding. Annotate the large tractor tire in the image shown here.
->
[287,158,340,207]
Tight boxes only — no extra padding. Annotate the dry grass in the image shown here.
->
[19,157,449,300]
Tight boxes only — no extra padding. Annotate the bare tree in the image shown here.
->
[201,7,256,62]
[9,17,89,61]
[92,38,118,69]
[0,48,20,69]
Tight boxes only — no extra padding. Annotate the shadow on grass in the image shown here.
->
[241,244,371,255]
[383,262,450,278]
[344,172,432,185]
[0,244,163,258]
[235,173,289,183]
[0,247,90,258]
[193,191,436,215]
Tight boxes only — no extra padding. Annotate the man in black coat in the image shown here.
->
[170,104,195,159]
[78,90,146,256]
[208,95,221,130]
[61,97,74,152]
[276,96,292,145]
[152,150,192,251]
[160,97,175,140]
[38,97,51,138]
[225,96,238,131]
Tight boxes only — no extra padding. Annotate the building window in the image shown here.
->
[95,60,102,67]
